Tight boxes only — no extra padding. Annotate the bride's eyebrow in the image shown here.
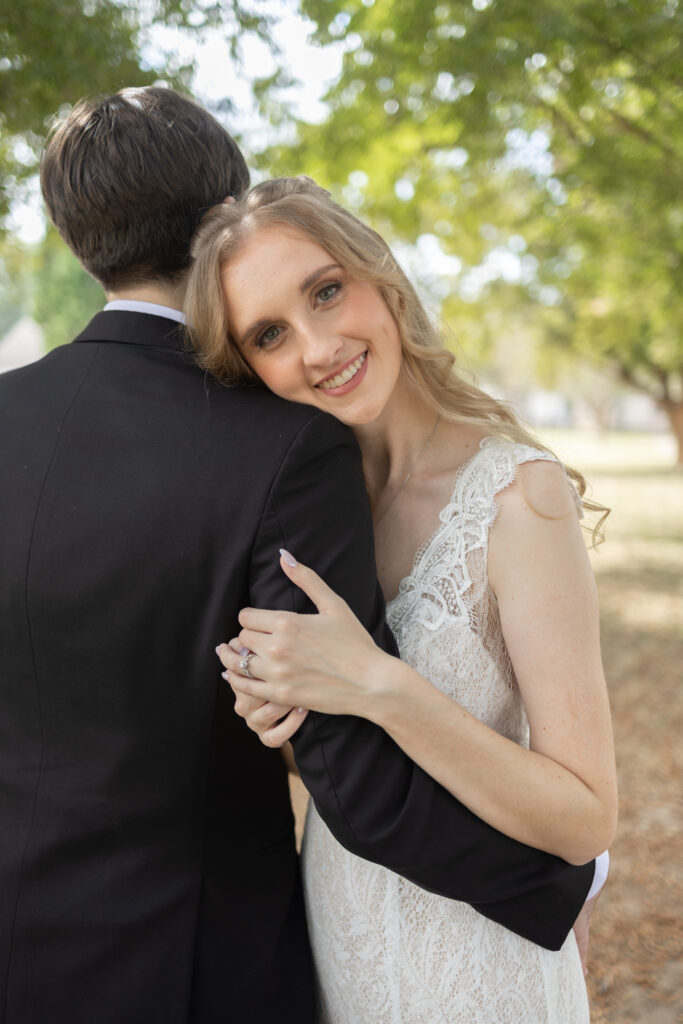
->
[238,317,276,347]
[299,263,342,294]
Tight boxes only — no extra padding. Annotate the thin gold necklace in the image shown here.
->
[373,415,441,526]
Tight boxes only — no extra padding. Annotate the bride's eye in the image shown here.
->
[256,324,282,348]
[315,282,341,305]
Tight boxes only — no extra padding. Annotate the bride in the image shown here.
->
[186,177,617,1023]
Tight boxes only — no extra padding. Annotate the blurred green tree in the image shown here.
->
[0,236,27,336]
[0,229,102,350]
[262,0,683,458]
[30,228,104,350]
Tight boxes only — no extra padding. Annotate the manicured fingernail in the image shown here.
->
[237,645,250,656]
[298,707,306,714]
[222,670,230,681]
[280,548,297,567]
[215,645,223,656]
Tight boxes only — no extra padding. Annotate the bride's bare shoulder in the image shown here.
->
[503,458,577,521]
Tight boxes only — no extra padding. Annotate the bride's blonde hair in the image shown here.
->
[185,176,607,540]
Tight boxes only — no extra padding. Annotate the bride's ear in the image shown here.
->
[222,196,236,205]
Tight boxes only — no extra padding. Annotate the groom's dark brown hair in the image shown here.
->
[40,86,249,290]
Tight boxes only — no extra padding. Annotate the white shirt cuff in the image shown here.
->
[587,850,610,900]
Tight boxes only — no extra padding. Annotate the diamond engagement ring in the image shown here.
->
[239,652,255,679]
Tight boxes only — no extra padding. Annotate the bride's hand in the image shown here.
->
[216,550,392,718]
[572,889,601,977]
[229,683,308,747]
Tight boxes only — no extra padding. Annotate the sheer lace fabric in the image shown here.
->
[302,439,590,1023]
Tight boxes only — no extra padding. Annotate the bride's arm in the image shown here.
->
[355,460,617,865]
[222,460,617,866]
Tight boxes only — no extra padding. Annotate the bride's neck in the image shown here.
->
[354,387,439,512]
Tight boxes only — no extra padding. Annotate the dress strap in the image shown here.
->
[444,437,582,526]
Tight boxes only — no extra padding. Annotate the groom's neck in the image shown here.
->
[106,278,186,312]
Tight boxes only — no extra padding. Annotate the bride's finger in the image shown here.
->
[237,606,296,633]
[216,638,266,671]
[260,707,308,749]
[218,644,264,682]
[216,642,239,669]
[233,693,293,728]
[277,552,345,615]
[228,685,268,716]
[237,627,284,659]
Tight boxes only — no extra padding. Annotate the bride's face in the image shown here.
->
[221,224,404,427]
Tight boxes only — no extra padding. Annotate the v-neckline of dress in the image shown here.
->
[384,437,497,610]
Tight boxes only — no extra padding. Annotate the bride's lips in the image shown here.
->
[315,351,368,396]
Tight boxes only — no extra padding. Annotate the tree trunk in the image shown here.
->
[662,401,683,465]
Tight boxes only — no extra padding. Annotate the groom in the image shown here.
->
[0,87,594,1023]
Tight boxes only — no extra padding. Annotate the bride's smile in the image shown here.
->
[316,349,367,392]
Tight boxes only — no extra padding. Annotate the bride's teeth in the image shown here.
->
[321,352,366,389]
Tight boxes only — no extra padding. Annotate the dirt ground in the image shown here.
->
[289,431,683,1023]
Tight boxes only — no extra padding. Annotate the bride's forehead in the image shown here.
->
[224,228,335,298]
[238,222,329,262]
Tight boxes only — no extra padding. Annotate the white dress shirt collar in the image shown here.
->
[103,299,186,324]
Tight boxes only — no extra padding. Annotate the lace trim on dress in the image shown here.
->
[386,437,568,642]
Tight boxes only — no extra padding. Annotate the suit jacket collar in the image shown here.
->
[73,310,189,352]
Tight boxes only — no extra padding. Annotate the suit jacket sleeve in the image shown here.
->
[248,411,594,951]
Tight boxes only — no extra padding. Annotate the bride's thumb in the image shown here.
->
[279,550,341,614]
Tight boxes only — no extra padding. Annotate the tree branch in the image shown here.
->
[616,361,671,403]
[573,9,683,92]
[529,94,590,149]
[605,108,679,160]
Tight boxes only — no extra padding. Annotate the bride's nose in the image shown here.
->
[299,324,344,368]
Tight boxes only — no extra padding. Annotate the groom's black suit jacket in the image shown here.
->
[0,311,593,1023]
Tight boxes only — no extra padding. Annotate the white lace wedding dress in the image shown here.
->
[302,438,590,1023]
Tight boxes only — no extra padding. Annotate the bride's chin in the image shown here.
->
[304,387,384,427]
[330,409,379,429]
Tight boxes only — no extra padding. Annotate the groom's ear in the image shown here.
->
[223,196,236,205]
